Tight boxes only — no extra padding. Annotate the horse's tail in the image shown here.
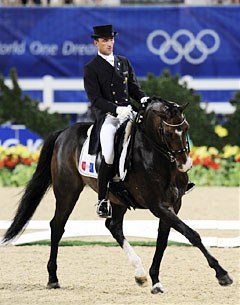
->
[3,129,63,243]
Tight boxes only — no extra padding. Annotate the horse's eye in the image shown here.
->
[165,132,172,138]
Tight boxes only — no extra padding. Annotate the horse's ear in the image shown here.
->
[178,103,189,112]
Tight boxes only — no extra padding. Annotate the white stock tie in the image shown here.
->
[98,52,115,66]
[105,55,114,66]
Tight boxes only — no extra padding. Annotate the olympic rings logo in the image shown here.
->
[147,29,220,65]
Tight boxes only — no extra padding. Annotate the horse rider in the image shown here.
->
[84,24,195,218]
[84,24,149,218]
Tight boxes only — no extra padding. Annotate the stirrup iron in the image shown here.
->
[96,199,112,218]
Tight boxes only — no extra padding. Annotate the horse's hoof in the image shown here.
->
[151,282,164,294]
[47,282,61,289]
[135,276,148,287]
[218,273,233,286]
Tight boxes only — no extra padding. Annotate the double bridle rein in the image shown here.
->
[138,113,190,163]
[160,117,190,160]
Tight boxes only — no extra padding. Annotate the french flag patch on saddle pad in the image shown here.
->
[78,126,131,181]
[79,136,98,179]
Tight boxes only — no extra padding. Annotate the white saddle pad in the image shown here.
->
[79,136,98,179]
[78,124,132,181]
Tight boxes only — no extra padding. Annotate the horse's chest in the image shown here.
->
[164,185,179,204]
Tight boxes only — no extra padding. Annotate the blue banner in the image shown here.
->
[0,126,43,151]
[0,6,239,78]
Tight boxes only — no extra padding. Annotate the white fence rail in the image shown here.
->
[0,220,239,248]
[5,75,240,115]
[179,76,239,114]
[5,76,88,115]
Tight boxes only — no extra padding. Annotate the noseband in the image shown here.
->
[160,117,190,161]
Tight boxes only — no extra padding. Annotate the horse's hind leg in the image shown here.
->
[149,219,170,294]
[105,203,147,287]
[47,176,84,289]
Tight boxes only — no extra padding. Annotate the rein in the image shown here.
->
[140,130,176,162]
[160,118,190,157]
[135,108,189,163]
[135,114,176,162]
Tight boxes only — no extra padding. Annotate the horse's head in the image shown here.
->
[142,97,192,172]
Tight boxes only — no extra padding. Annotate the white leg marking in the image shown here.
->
[123,240,146,278]
[151,282,164,294]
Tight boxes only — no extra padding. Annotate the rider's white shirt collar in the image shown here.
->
[98,51,114,66]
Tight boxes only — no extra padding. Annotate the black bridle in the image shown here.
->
[160,117,190,159]
[136,110,190,163]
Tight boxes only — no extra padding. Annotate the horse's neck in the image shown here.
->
[142,113,161,145]
[134,122,177,171]
[130,127,180,200]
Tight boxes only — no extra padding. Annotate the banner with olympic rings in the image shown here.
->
[0,6,239,78]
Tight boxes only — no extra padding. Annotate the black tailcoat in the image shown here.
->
[84,54,145,155]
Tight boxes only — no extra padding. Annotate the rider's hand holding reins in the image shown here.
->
[140,96,150,109]
[116,105,133,119]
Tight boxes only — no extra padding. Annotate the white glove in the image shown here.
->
[140,96,149,104]
[116,105,132,119]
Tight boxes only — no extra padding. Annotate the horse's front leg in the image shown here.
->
[151,205,233,287]
[149,219,170,294]
[105,203,148,287]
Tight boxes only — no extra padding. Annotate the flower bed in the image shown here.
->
[0,145,39,187]
[0,145,239,187]
[188,145,240,186]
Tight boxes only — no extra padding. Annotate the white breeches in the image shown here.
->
[100,114,127,165]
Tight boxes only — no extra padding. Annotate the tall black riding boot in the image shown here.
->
[97,158,113,218]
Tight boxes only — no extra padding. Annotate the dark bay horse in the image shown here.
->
[3,97,232,293]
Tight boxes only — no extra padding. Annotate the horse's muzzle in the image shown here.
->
[177,156,192,173]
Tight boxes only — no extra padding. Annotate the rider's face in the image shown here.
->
[94,37,114,55]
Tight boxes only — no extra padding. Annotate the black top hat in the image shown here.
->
[91,24,118,39]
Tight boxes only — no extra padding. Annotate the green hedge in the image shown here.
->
[139,70,240,149]
[0,69,69,139]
